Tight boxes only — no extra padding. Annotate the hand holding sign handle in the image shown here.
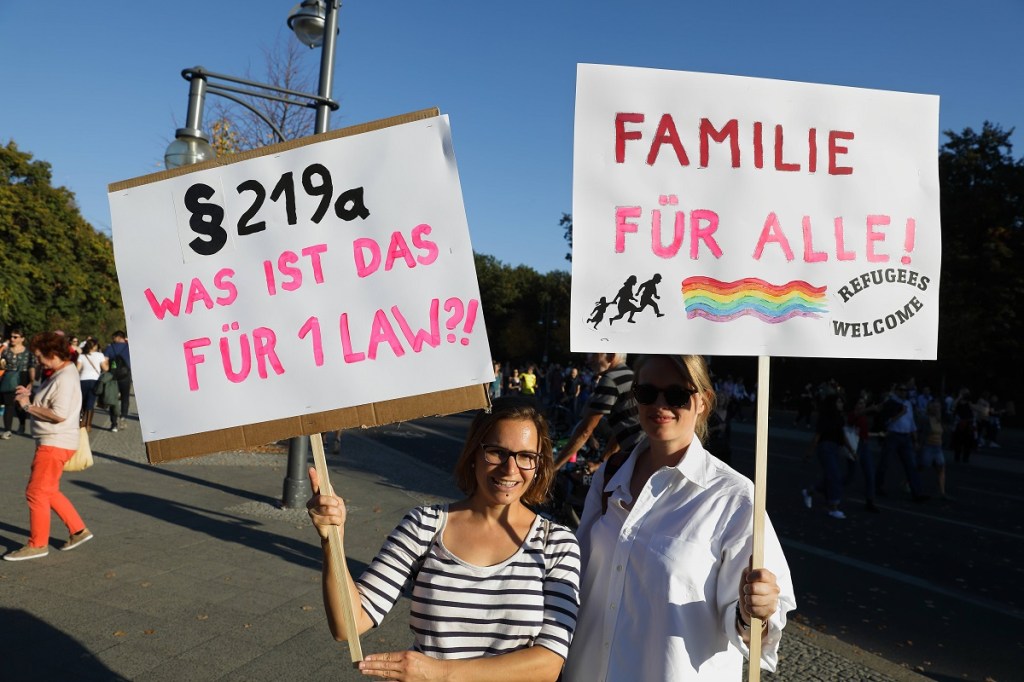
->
[308,434,364,663]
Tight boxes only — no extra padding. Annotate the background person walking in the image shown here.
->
[102,331,131,431]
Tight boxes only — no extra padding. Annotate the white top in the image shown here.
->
[563,437,796,681]
[356,504,581,660]
[31,363,83,450]
[77,351,106,381]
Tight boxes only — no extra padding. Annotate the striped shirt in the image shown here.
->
[587,364,643,453]
[356,504,582,660]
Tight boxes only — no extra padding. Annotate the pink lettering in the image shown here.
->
[183,337,210,391]
[615,206,641,253]
[301,244,328,284]
[834,217,855,260]
[145,283,184,320]
[299,316,324,366]
[384,231,416,271]
[412,223,439,266]
[252,327,284,379]
[690,210,723,259]
[753,212,795,261]
[391,299,441,352]
[339,313,366,363]
[184,278,214,315]
[278,251,302,291]
[801,216,827,262]
[213,268,237,306]
[367,310,404,360]
[866,214,890,262]
[651,209,684,258]
[353,238,381,278]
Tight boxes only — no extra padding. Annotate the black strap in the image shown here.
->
[600,450,630,515]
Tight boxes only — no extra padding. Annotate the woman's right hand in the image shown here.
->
[306,466,347,540]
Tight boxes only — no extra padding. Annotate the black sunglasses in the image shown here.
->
[632,383,697,408]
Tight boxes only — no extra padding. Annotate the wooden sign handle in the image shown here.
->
[310,433,364,663]
[747,355,770,682]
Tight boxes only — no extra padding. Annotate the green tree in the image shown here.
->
[560,212,572,263]
[474,254,571,364]
[937,122,1024,392]
[0,141,124,337]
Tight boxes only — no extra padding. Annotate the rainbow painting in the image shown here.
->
[681,277,827,323]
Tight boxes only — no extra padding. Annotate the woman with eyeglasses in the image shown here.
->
[563,355,795,681]
[306,396,581,681]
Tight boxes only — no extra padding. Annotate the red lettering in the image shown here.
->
[774,125,800,172]
[614,113,644,163]
[698,118,740,168]
[829,131,854,175]
[646,114,689,166]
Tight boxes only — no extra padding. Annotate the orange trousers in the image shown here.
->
[26,444,86,547]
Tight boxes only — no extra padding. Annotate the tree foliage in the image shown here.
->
[0,141,124,337]
[474,254,571,365]
[560,212,572,262]
[937,122,1024,392]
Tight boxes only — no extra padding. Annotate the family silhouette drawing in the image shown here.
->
[587,273,667,328]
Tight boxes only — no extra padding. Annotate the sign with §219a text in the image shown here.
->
[108,114,493,442]
[571,64,941,359]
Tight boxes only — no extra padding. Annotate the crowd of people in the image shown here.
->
[1,328,132,438]
[1,328,132,562]
[798,376,1014,519]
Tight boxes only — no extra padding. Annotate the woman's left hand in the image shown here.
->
[358,650,447,681]
[738,559,780,625]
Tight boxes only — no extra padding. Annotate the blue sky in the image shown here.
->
[2,1,1021,276]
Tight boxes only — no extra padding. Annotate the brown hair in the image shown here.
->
[453,396,555,506]
[30,331,72,362]
[633,354,717,441]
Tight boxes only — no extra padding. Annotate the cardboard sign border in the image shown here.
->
[144,383,489,464]
[107,108,491,463]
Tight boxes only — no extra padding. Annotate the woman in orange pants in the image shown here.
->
[3,332,92,562]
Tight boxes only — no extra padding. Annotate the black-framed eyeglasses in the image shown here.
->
[480,444,540,470]
[632,383,697,408]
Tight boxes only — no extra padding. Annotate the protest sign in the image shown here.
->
[108,110,492,461]
[572,64,940,360]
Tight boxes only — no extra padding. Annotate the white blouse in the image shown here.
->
[564,437,796,681]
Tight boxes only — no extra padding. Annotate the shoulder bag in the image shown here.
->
[64,427,94,472]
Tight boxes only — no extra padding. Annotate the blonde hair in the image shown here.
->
[633,355,716,441]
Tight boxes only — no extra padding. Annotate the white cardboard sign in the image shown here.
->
[108,116,493,442]
[571,64,941,359]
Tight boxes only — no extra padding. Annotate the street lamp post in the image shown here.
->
[165,1,341,508]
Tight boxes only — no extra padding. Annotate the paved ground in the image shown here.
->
[0,407,937,681]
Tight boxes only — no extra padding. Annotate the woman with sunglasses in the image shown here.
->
[564,355,795,681]
[306,396,581,681]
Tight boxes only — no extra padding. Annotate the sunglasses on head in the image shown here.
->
[632,383,697,407]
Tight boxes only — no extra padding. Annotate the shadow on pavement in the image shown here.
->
[91,450,280,506]
[0,608,130,681]
[74,481,322,570]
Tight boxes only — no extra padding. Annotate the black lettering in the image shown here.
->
[185,183,227,256]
